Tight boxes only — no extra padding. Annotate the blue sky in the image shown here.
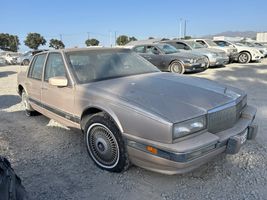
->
[1,0,267,51]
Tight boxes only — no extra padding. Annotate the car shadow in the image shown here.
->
[0,71,16,78]
[0,95,21,109]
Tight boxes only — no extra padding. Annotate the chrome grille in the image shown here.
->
[207,101,243,133]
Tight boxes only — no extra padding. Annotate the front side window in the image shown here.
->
[44,53,66,81]
[29,54,47,80]
[156,44,178,54]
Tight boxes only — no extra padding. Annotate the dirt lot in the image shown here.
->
[0,61,267,200]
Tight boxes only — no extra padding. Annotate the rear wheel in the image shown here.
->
[169,61,185,74]
[84,113,130,172]
[21,90,36,116]
[238,52,251,63]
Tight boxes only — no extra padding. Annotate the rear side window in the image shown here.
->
[44,53,66,81]
[133,46,145,53]
[174,42,187,49]
[28,54,47,80]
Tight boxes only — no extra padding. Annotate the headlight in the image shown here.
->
[173,116,206,139]
[184,58,195,64]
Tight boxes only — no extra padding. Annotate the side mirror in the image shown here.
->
[49,76,68,87]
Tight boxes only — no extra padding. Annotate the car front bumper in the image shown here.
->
[209,56,229,66]
[184,63,207,72]
[125,105,257,175]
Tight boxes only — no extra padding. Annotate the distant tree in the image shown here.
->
[148,37,154,39]
[49,39,65,49]
[116,35,137,45]
[24,33,46,50]
[184,36,192,40]
[85,38,100,46]
[0,33,20,52]
[116,35,129,45]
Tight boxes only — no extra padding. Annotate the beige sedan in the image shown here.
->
[17,48,258,174]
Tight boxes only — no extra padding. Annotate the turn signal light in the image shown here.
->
[146,146,158,155]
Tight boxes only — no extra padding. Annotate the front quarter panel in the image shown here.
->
[75,85,173,143]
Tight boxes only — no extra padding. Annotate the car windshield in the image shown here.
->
[233,42,245,46]
[185,41,204,49]
[205,39,218,47]
[66,51,160,83]
[156,44,178,54]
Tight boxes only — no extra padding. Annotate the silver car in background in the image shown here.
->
[192,39,239,61]
[162,40,229,67]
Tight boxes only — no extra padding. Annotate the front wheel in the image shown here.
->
[169,61,185,74]
[238,52,251,63]
[22,59,30,66]
[84,113,130,172]
[203,56,210,68]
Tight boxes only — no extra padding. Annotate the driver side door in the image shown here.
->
[41,52,78,128]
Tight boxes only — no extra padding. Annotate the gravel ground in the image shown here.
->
[0,60,267,200]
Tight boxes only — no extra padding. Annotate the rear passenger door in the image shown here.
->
[41,52,77,127]
[26,53,47,112]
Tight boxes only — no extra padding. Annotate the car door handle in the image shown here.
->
[41,87,48,90]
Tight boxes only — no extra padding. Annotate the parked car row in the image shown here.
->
[125,38,266,74]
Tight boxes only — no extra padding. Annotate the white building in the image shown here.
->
[256,32,267,43]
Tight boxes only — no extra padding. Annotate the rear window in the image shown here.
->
[28,54,47,80]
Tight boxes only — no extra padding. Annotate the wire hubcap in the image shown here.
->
[87,123,119,168]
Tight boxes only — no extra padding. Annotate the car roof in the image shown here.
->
[34,47,132,56]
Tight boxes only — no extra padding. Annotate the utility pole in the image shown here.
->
[114,31,117,46]
[184,20,189,38]
[179,18,183,39]
[59,34,63,41]
[87,32,90,40]
[184,20,187,38]
[109,31,112,47]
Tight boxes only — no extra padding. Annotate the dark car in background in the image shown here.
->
[131,43,208,74]
[162,40,229,67]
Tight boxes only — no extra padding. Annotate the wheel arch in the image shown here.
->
[239,50,251,57]
[80,106,123,133]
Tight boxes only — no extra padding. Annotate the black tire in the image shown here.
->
[169,60,185,74]
[238,52,251,63]
[22,59,30,66]
[84,113,130,172]
[203,56,210,68]
[21,90,37,116]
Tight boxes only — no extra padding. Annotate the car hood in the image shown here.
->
[84,72,245,123]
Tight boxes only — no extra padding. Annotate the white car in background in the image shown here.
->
[0,51,21,65]
[213,40,263,63]
[241,42,267,57]
[191,39,238,59]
